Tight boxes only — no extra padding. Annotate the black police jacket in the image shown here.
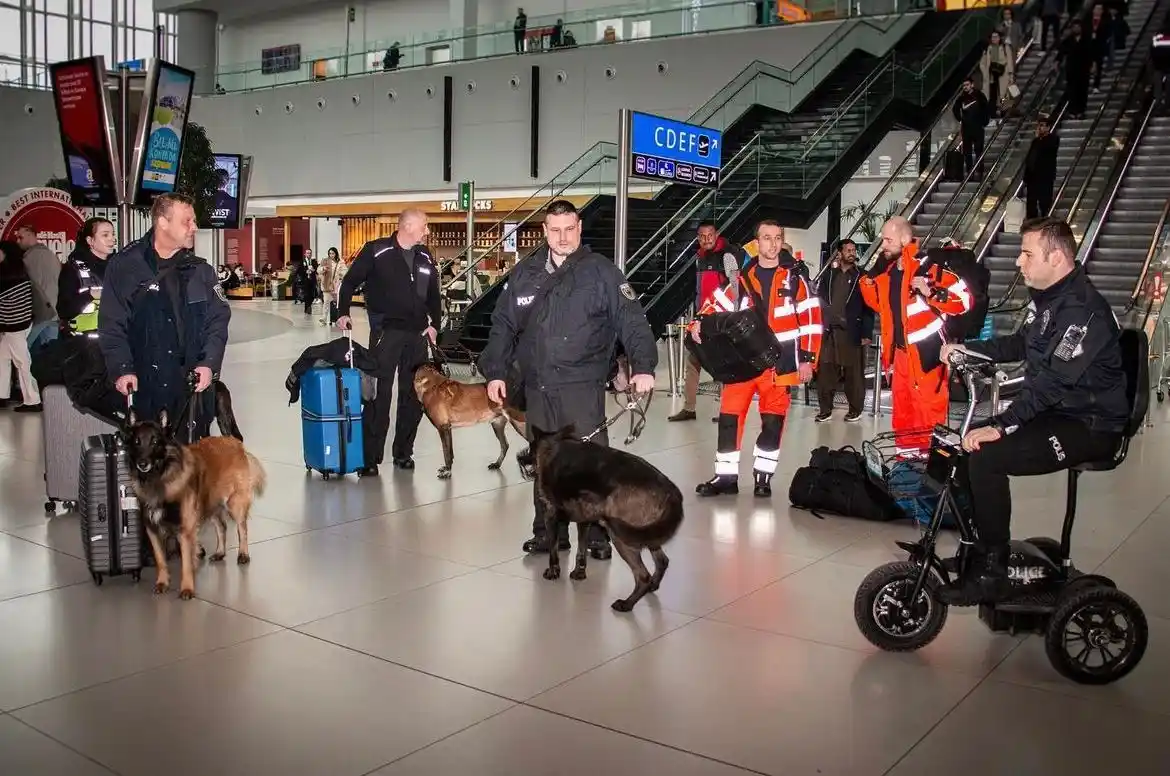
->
[479,244,658,390]
[967,265,1129,433]
[337,233,441,333]
[96,230,230,411]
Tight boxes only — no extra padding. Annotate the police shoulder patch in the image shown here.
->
[619,282,636,301]
[214,284,228,302]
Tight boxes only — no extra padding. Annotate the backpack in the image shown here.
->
[788,445,902,522]
[921,247,990,343]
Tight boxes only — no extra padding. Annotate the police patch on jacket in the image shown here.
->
[619,283,636,301]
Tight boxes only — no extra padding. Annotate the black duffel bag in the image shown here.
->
[789,445,902,521]
[684,308,784,385]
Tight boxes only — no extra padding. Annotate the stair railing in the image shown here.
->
[1124,198,1170,314]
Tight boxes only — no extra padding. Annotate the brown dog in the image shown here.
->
[413,363,527,479]
[123,410,267,600]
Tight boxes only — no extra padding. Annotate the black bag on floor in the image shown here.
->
[944,149,965,182]
[788,445,902,521]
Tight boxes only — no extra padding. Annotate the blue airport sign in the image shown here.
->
[629,111,722,188]
[117,58,148,72]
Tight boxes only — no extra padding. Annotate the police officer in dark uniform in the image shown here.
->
[97,193,230,440]
[336,208,440,476]
[939,217,1129,606]
[479,199,658,558]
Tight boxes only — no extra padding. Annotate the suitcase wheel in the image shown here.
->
[131,570,142,583]
[92,572,103,586]
[322,472,332,481]
[44,500,56,513]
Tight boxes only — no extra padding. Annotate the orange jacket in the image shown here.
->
[859,242,971,372]
[699,257,823,385]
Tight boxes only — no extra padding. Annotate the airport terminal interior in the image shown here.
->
[2,0,1170,773]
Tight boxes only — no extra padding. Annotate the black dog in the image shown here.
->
[518,425,684,612]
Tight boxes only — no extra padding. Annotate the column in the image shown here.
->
[176,8,218,95]
[449,0,478,62]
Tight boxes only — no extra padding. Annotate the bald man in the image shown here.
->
[337,208,441,475]
[859,217,972,450]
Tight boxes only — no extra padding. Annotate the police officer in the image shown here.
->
[98,193,231,440]
[336,208,440,476]
[479,199,658,558]
[58,217,116,336]
[939,217,1129,606]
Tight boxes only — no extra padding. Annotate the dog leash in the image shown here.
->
[582,388,653,445]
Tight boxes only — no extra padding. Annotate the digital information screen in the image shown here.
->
[49,57,121,207]
[208,153,242,229]
[629,111,723,188]
[132,60,196,206]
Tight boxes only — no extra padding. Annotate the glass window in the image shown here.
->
[0,7,19,57]
[45,12,68,62]
[92,20,113,68]
[72,15,85,56]
[91,0,111,23]
[43,0,69,13]
[25,9,37,61]
[133,27,153,59]
[134,0,153,27]
[0,60,20,85]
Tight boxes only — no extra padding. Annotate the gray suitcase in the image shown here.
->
[42,385,116,513]
[78,433,144,585]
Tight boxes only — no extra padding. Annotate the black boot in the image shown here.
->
[696,475,738,497]
[937,544,1011,606]
[522,533,572,554]
[753,471,772,498]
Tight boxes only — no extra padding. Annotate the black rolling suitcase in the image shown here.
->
[78,433,145,586]
[684,308,784,384]
[943,149,965,182]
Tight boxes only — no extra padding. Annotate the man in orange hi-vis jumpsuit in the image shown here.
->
[860,216,972,450]
[690,220,822,497]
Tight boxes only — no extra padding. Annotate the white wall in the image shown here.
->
[311,217,344,257]
[0,87,67,196]
[193,18,909,199]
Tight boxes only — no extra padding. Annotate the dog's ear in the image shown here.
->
[158,408,168,429]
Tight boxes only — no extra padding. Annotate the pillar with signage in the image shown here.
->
[614,109,723,271]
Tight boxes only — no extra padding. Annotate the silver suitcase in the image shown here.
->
[43,385,116,513]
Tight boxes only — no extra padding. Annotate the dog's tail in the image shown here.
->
[247,452,267,497]
[607,489,684,548]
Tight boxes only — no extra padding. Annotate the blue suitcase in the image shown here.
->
[301,365,364,479]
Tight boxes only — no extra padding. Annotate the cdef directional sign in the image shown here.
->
[628,111,722,189]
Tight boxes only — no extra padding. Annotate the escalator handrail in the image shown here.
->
[1076,85,1158,267]
[847,33,1041,252]
[621,134,762,278]
[983,0,1165,310]
[1124,198,1170,312]
[439,148,619,293]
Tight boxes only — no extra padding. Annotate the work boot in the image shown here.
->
[668,409,696,422]
[358,465,379,477]
[753,471,772,498]
[523,534,572,554]
[392,457,415,470]
[937,544,1011,606]
[696,475,738,497]
[588,537,613,560]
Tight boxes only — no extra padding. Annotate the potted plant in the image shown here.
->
[841,200,902,242]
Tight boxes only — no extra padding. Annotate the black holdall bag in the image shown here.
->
[684,308,785,385]
[788,445,902,521]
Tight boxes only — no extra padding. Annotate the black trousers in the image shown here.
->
[1026,181,1054,219]
[1067,74,1089,115]
[514,30,524,52]
[365,328,427,466]
[961,129,985,177]
[816,328,866,415]
[1041,15,1060,50]
[526,382,610,544]
[966,414,1121,547]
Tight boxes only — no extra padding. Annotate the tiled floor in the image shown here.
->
[1,301,1168,776]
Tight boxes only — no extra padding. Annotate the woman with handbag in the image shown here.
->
[980,30,1015,118]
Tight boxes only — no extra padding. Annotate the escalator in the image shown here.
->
[446,8,999,354]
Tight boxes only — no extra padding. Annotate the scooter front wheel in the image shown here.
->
[854,561,948,652]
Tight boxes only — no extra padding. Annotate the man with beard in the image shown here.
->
[815,238,873,422]
[859,217,972,451]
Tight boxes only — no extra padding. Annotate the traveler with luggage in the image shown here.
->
[668,221,742,423]
[335,208,439,476]
[859,217,972,452]
[815,238,873,423]
[479,199,657,557]
[97,193,230,442]
[57,217,116,337]
[692,219,821,498]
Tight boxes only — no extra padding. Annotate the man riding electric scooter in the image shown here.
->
[938,217,1130,606]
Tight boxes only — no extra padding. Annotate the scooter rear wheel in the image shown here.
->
[1045,585,1148,685]
[854,561,948,652]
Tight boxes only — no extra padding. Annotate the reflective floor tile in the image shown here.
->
[0,714,118,776]
[319,494,532,568]
[708,560,1023,677]
[189,530,477,626]
[672,497,875,558]
[491,534,813,616]
[0,533,90,603]
[0,581,278,711]
[532,619,979,776]
[14,630,513,776]
[369,705,754,776]
[299,569,693,700]
[886,680,1170,776]
[0,454,55,530]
